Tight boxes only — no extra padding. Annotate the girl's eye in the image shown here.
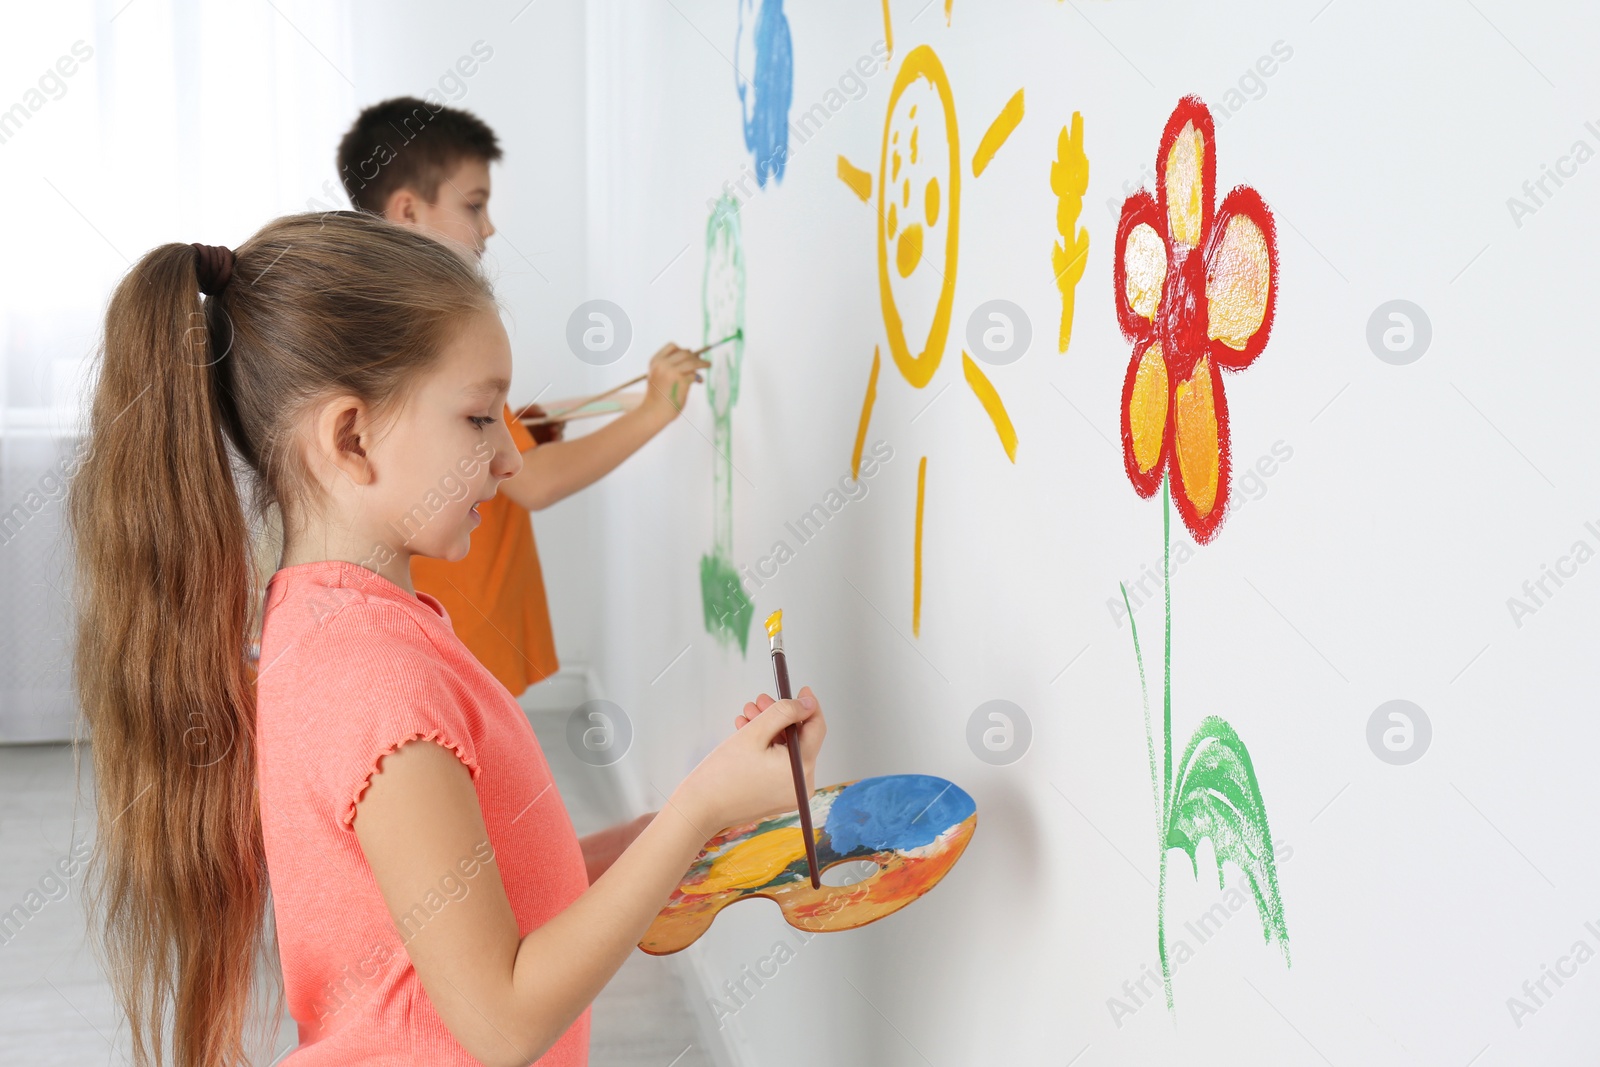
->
[469,415,497,429]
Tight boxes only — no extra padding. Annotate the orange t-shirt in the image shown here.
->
[255,558,591,1066]
[412,403,559,698]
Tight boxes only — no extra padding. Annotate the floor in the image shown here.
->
[0,679,720,1066]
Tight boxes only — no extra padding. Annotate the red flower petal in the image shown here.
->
[1202,185,1278,370]
[1113,190,1164,342]
[1156,96,1217,254]
[1120,338,1171,500]
[1168,356,1232,544]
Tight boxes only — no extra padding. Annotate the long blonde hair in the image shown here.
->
[65,211,495,1067]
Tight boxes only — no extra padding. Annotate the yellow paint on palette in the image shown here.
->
[639,774,979,954]
[851,346,881,480]
[1174,358,1220,517]
[764,609,783,638]
[1206,215,1271,349]
[972,88,1024,178]
[838,155,872,202]
[681,826,808,896]
[961,352,1018,463]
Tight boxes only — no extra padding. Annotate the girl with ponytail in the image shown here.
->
[67,210,826,1067]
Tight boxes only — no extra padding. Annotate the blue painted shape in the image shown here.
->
[824,775,976,854]
[735,0,793,187]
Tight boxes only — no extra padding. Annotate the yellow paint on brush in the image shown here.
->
[764,609,784,638]
[682,826,808,895]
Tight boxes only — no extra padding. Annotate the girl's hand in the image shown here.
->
[673,686,826,835]
[641,343,711,419]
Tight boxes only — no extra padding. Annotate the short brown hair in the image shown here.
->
[336,96,502,213]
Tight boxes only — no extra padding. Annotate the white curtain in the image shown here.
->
[0,0,354,740]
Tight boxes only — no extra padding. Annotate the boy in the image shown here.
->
[335,97,708,705]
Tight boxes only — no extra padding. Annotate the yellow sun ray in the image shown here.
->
[881,0,894,62]
[838,155,872,202]
[971,89,1024,178]
[852,346,881,479]
[914,455,927,636]
[961,352,1018,462]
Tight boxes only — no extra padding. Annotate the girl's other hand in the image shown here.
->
[673,685,825,835]
[642,343,711,418]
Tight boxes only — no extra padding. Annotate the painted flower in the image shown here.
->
[1113,96,1278,542]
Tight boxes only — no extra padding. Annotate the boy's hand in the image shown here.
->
[519,403,566,445]
[642,343,711,419]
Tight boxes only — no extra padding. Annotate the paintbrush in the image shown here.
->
[764,608,821,890]
[519,394,640,428]
[692,328,743,358]
[516,330,742,425]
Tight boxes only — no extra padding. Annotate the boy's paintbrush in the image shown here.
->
[516,330,742,425]
[692,329,742,358]
[519,393,640,428]
[764,608,821,890]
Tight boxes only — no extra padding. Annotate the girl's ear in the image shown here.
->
[306,395,377,489]
[333,405,370,460]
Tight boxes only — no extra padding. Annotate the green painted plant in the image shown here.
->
[699,195,753,653]
[1112,96,1288,1008]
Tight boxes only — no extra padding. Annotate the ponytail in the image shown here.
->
[67,243,273,1067]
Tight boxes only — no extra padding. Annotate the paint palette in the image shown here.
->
[639,774,977,955]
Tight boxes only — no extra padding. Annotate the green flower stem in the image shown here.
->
[1119,582,1160,830]
[1159,470,1175,1010]
[1163,471,1172,826]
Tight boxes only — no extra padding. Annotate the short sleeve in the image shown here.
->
[296,604,482,831]
[503,402,536,453]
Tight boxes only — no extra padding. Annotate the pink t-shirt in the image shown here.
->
[256,559,591,1065]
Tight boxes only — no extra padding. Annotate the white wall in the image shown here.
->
[1,0,360,740]
[580,0,1600,1063]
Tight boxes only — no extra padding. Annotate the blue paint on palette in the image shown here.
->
[824,775,976,854]
[735,0,793,187]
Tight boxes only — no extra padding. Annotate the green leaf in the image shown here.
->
[699,552,753,655]
[1165,716,1290,964]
